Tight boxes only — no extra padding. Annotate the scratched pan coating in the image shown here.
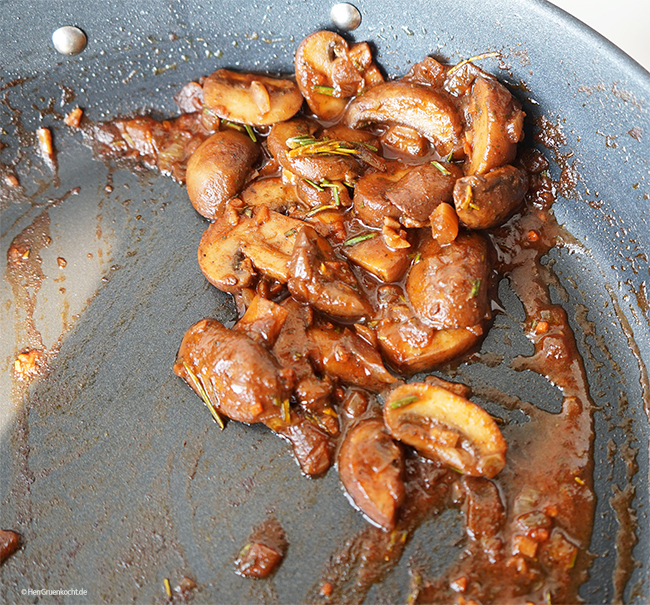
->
[0,0,649,602]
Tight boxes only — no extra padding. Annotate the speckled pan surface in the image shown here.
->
[1,0,649,602]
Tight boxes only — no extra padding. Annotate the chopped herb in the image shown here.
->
[343,232,377,246]
[343,181,355,188]
[284,228,297,237]
[223,119,245,132]
[313,84,336,96]
[445,151,455,162]
[468,202,481,210]
[281,399,290,423]
[413,252,422,263]
[447,51,502,76]
[361,142,379,152]
[470,278,482,298]
[181,361,225,429]
[431,160,451,175]
[332,185,340,206]
[287,134,318,149]
[389,395,419,409]
[244,124,257,143]
[287,139,360,159]
[305,204,338,217]
[303,178,324,191]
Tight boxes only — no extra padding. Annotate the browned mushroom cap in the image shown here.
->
[453,164,529,229]
[343,81,463,158]
[383,383,507,478]
[186,129,260,220]
[173,318,295,425]
[295,31,384,121]
[203,69,304,126]
[464,77,525,175]
[338,418,405,530]
[406,231,491,330]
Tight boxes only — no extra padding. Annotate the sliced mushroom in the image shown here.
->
[352,164,412,228]
[384,161,463,223]
[460,476,505,541]
[344,81,463,157]
[401,56,447,88]
[287,226,373,321]
[267,118,362,184]
[343,231,411,283]
[338,418,405,530]
[383,383,507,478]
[380,125,429,157]
[173,318,295,425]
[453,164,529,229]
[186,129,260,220]
[234,295,289,348]
[272,298,338,436]
[202,69,304,126]
[377,311,481,374]
[295,31,384,121]
[406,232,491,330]
[265,411,334,476]
[198,207,305,292]
[464,77,525,175]
[307,324,396,392]
[240,176,304,214]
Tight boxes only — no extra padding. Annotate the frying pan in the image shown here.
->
[1,0,649,602]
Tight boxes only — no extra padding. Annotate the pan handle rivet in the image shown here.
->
[330,3,362,31]
[52,26,87,55]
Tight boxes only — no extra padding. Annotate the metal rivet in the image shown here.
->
[52,26,87,56]
[330,3,362,31]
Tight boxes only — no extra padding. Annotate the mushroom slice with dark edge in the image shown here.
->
[203,69,304,126]
[185,129,260,220]
[294,30,384,121]
[287,226,373,321]
[234,295,289,348]
[383,383,507,478]
[267,118,364,184]
[453,164,529,230]
[464,76,525,175]
[338,418,405,530]
[343,232,411,283]
[344,80,464,158]
[198,206,305,292]
[307,324,397,393]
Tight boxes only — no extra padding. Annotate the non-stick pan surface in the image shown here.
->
[1,0,649,603]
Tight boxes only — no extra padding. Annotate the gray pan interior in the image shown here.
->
[1,0,649,603]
